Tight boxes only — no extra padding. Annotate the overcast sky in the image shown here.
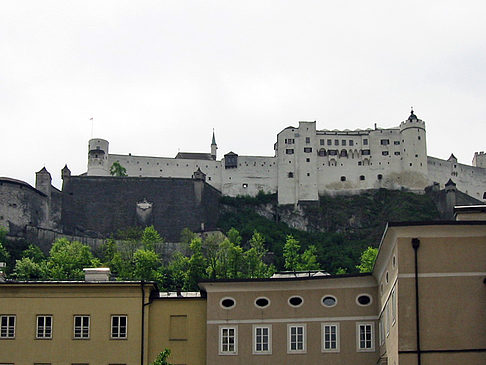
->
[1,1,485,189]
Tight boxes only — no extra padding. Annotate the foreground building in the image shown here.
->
[1,206,485,364]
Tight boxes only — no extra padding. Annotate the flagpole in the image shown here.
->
[90,117,94,138]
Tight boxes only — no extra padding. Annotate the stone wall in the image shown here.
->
[61,176,221,241]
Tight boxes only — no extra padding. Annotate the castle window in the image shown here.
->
[349,140,354,146]
[358,161,362,166]
[318,148,326,156]
[363,139,368,145]
[328,150,337,156]
[327,139,332,146]
[361,149,370,155]
[242,183,248,188]
[342,140,346,146]
[377,174,383,180]
[320,139,325,145]
[306,158,310,162]
[382,151,389,156]
[208,177,211,181]
[340,176,346,182]
[307,173,310,176]
[415,154,418,158]
[483,192,486,199]
[304,147,312,153]
[394,152,400,156]
[288,172,294,178]
[410,163,412,166]
[394,141,400,145]
[286,149,294,155]
[360,175,365,181]
[305,137,310,143]
[418,136,421,140]
[340,150,348,158]
[380,139,390,145]
[334,139,339,146]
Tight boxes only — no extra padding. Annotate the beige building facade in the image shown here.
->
[1,208,485,364]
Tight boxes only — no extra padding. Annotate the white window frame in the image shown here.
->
[36,315,53,339]
[287,323,306,353]
[111,315,127,339]
[356,322,375,352]
[0,315,16,339]
[219,325,237,355]
[391,288,397,326]
[386,302,391,337]
[253,324,272,355]
[73,315,90,339]
[321,323,340,352]
[379,315,385,345]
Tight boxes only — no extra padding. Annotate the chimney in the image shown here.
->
[83,268,111,281]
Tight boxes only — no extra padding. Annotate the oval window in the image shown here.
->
[322,295,337,307]
[255,297,270,308]
[288,296,303,307]
[356,294,372,306]
[220,297,236,309]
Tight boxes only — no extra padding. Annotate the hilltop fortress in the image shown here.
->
[88,110,486,205]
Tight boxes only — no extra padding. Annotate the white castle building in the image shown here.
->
[87,111,486,205]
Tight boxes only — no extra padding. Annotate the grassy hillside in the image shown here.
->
[218,189,440,273]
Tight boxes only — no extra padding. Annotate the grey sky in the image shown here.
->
[2,0,485,188]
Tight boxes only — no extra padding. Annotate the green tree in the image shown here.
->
[14,257,47,280]
[283,235,301,271]
[356,246,378,273]
[142,225,162,251]
[186,238,207,291]
[203,232,225,279]
[299,245,319,270]
[150,348,173,365]
[245,231,270,278]
[167,252,189,291]
[110,161,127,176]
[0,228,9,263]
[132,249,163,285]
[47,238,99,280]
[22,244,45,263]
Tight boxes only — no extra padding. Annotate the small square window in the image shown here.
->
[288,172,294,178]
[320,139,325,145]
[382,151,389,156]
[349,140,354,146]
[304,147,312,153]
[305,137,310,143]
[306,158,310,162]
[286,149,294,154]
[363,139,368,145]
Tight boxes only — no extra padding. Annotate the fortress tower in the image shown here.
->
[211,130,217,160]
[87,138,110,176]
[399,110,428,188]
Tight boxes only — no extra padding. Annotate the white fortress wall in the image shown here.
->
[427,156,486,201]
[220,155,277,197]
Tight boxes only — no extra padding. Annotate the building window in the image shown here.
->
[361,149,370,155]
[254,297,270,309]
[285,138,295,144]
[242,183,248,188]
[0,315,15,338]
[220,297,236,309]
[288,296,304,308]
[321,295,337,308]
[253,325,271,354]
[360,175,365,181]
[356,294,372,306]
[357,323,374,351]
[322,323,339,352]
[349,140,354,146]
[286,149,294,155]
[306,158,310,162]
[327,139,332,146]
[305,137,310,143]
[394,151,400,155]
[340,176,346,182]
[74,316,90,339]
[379,316,385,345]
[342,140,346,146]
[111,315,127,339]
[394,141,400,145]
[340,149,348,157]
[219,326,237,355]
[363,139,368,145]
[304,147,312,153]
[320,139,325,145]
[288,324,306,353]
[334,139,339,146]
[377,174,383,180]
[391,289,397,325]
[36,315,52,339]
[288,172,294,178]
[380,139,390,145]
[318,148,326,156]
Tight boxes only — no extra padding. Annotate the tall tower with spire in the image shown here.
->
[211,130,218,160]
